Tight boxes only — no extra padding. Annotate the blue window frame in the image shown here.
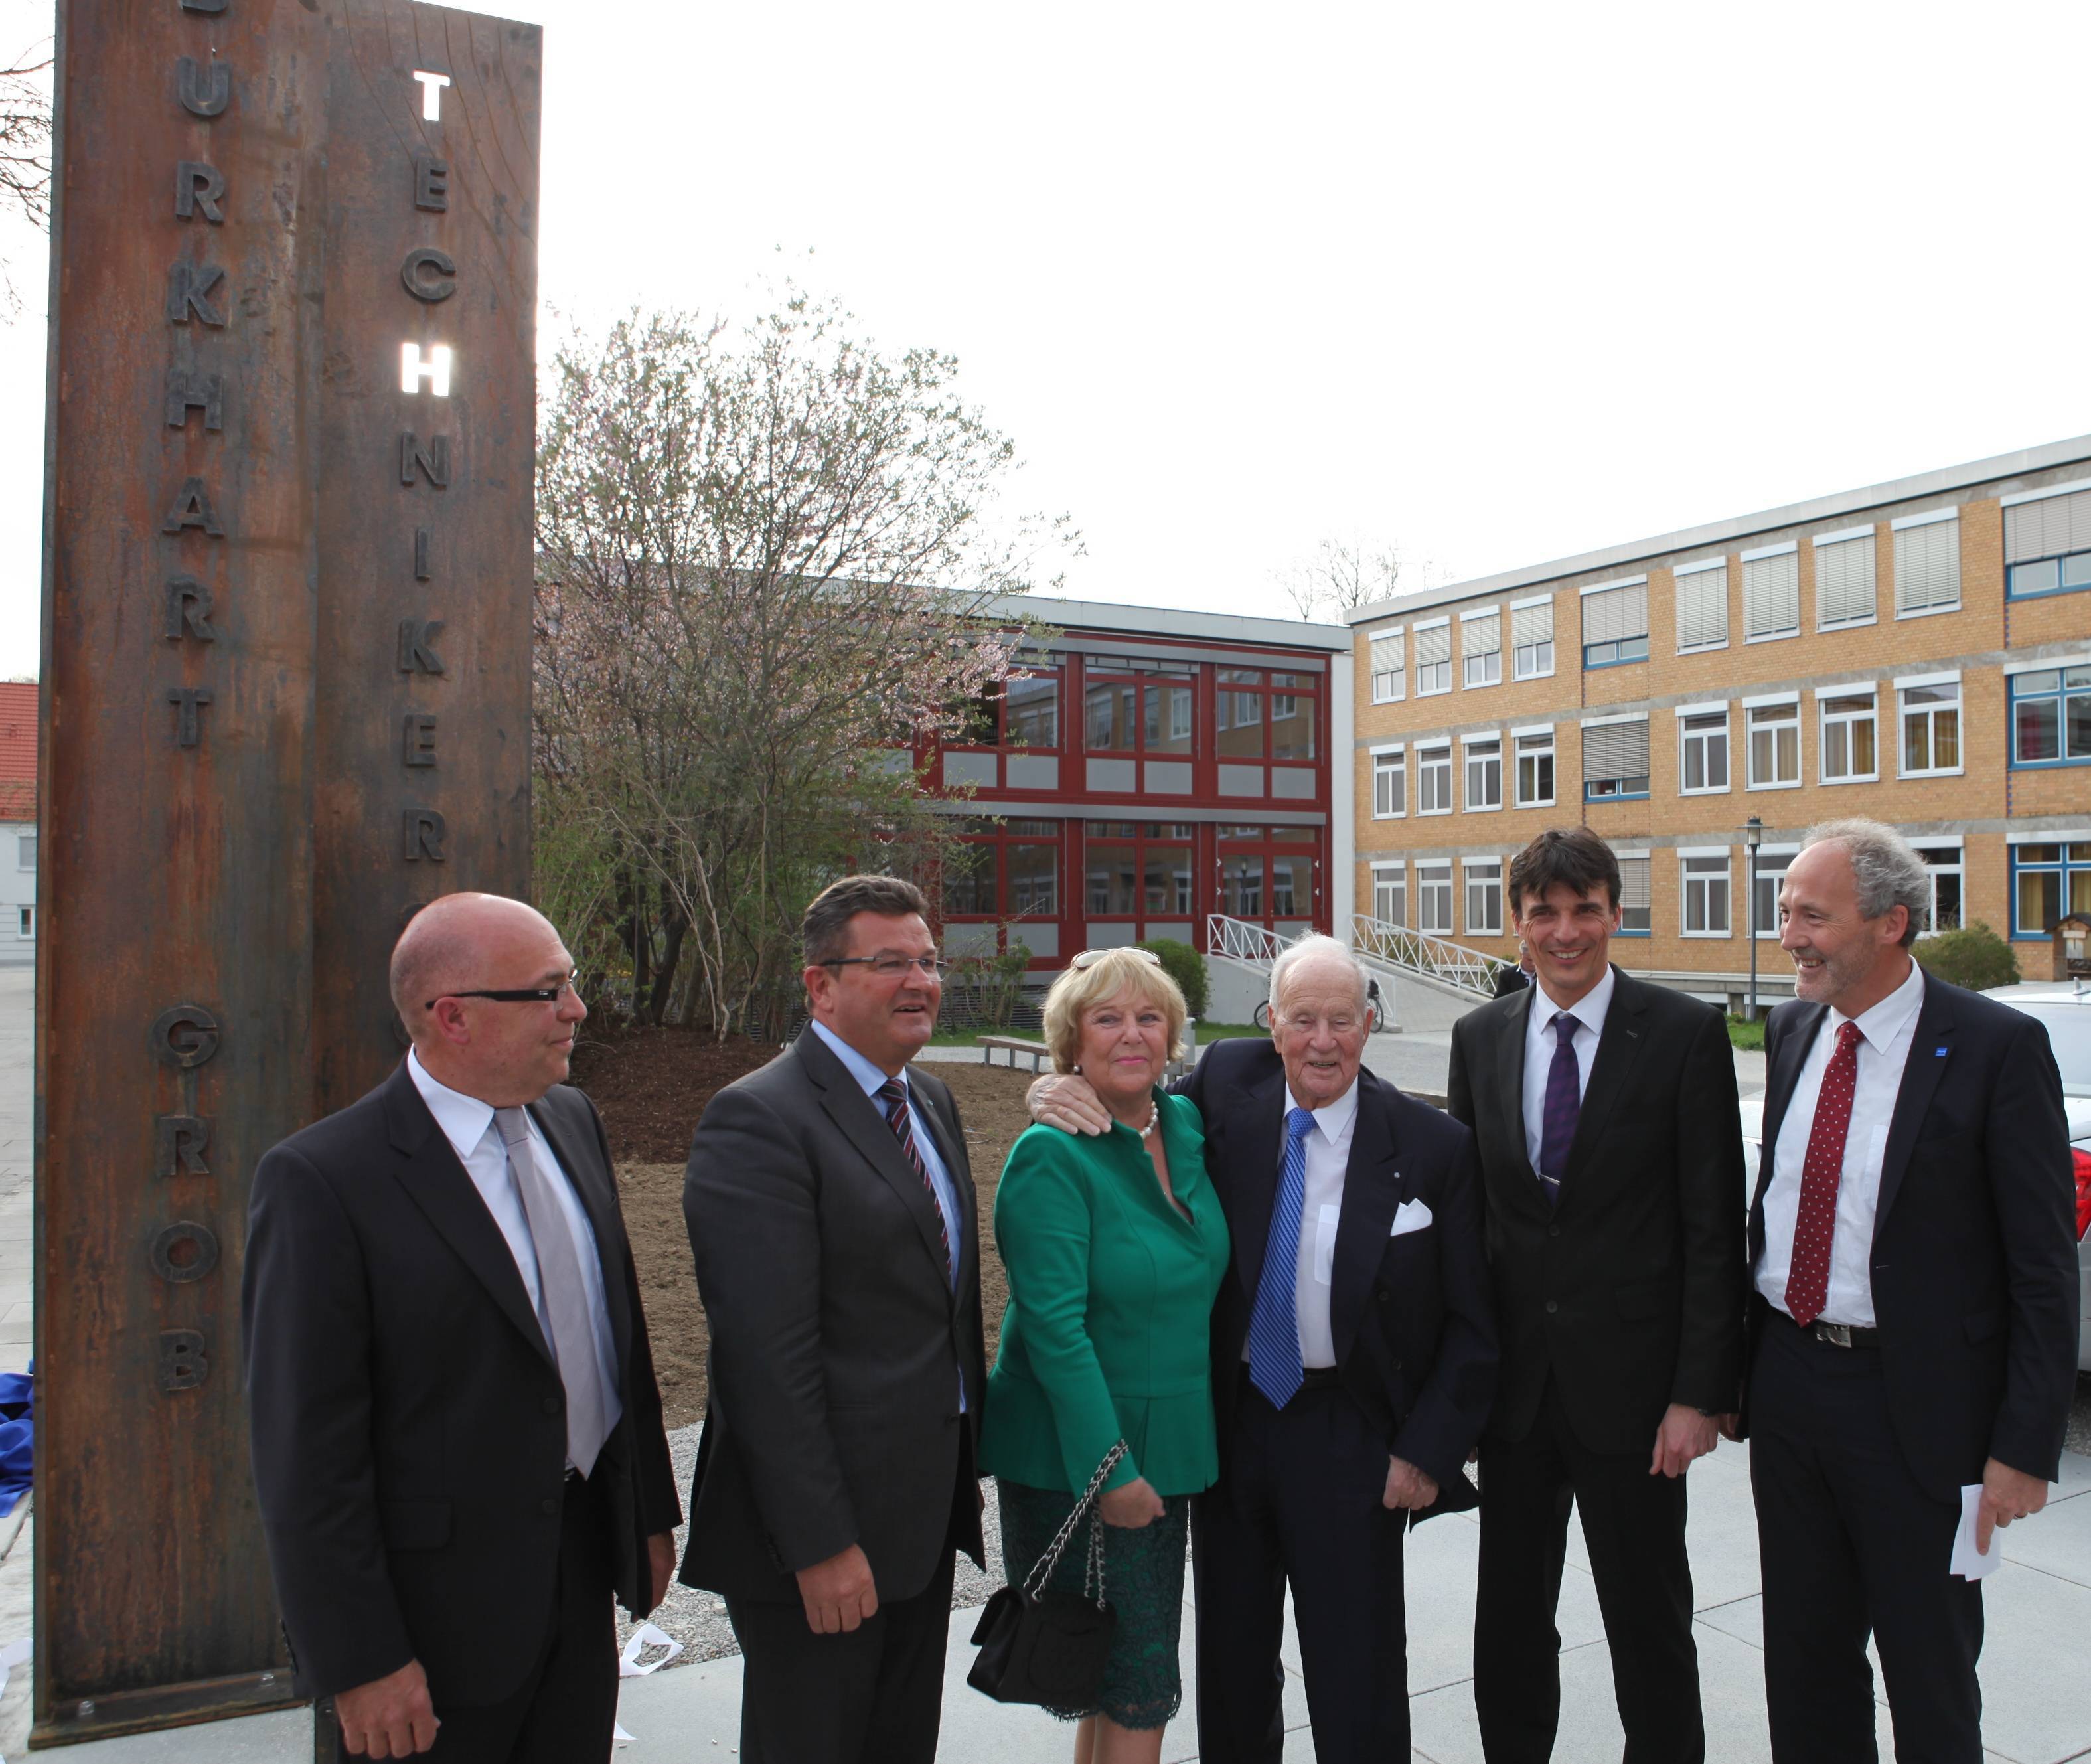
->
[2009,842,2091,939]
[2009,667,2091,767]
[2007,550,2091,600]
[1583,634,1648,669]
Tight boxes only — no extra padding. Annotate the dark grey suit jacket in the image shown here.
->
[244,1065,681,1704]
[1737,973,2079,1502]
[678,1028,987,1603]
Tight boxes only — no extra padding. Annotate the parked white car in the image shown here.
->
[1737,984,2091,1371]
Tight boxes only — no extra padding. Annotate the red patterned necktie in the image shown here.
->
[1785,1020,1864,1328]
[877,1078,952,1281]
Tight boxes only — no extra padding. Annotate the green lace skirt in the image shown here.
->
[995,1478,1189,1731]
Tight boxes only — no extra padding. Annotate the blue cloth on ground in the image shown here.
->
[0,1362,33,1518]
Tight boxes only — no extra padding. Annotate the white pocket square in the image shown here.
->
[1389,1198,1434,1236]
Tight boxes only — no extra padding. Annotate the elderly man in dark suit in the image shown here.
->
[680,874,985,1764]
[1447,827,1748,1764]
[1033,933,1497,1763]
[244,892,681,1763]
[1736,819,2078,1761]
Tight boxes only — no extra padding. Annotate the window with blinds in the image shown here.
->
[1815,534,1876,629]
[1583,719,1650,799]
[1415,622,1452,694]
[1581,584,1648,668]
[1742,550,1800,640]
[1675,562,1728,651]
[1369,629,1405,702]
[1615,852,1651,933]
[1462,611,1502,688]
[1511,601,1554,677]
[2003,489,2091,599]
[1894,517,1960,615]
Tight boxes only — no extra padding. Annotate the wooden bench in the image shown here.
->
[978,1034,1051,1072]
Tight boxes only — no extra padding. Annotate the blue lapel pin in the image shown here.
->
[1934,1046,1948,1058]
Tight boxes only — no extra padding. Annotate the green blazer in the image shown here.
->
[979,1091,1230,1497]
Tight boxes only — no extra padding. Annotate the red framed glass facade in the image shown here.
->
[929,627,1338,969]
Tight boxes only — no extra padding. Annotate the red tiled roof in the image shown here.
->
[0,682,38,822]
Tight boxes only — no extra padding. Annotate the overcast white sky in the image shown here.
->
[3,0,2088,676]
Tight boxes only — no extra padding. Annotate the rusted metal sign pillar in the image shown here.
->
[35,0,538,1741]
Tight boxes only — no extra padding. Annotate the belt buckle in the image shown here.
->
[1816,1321,1853,1348]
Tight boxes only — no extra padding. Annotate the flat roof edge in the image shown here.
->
[981,592,1353,651]
[1346,433,2091,627]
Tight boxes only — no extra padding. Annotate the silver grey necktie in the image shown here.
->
[495,1107,610,1479]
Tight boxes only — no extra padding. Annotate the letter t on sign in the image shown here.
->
[413,70,450,120]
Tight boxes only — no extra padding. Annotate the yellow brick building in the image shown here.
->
[1348,438,2091,1006]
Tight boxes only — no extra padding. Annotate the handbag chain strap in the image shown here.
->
[1021,1439,1128,1606]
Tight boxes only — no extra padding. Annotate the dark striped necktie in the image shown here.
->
[876,1078,951,1280]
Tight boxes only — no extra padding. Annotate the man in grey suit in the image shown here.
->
[680,874,985,1764]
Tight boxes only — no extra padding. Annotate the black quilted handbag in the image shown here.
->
[967,1442,1126,1708]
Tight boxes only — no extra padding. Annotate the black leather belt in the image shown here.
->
[1775,1309,1879,1349]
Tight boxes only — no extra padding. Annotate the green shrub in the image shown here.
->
[1725,1015,1766,1051]
[1136,937,1209,1021]
[1912,921,2019,993]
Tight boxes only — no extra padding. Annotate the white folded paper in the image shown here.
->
[619,1622,684,1677]
[1950,1484,2001,1581]
[1390,1198,1434,1237]
[613,1720,636,1747]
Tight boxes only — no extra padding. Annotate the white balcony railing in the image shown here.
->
[1205,914,1299,970]
[1350,912,1506,1000]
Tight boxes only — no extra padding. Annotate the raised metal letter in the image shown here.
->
[164,578,218,643]
[156,1331,210,1394]
[399,432,449,487]
[161,478,224,536]
[167,687,214,748]
[155,1115,212,1178]
[149,1005,221,1070]
[402,714,437,768]
[396,617,445,674]
[413,153,449,212]
[414,527,431,580]
[167,260,227,327]
[402,811,447,862]
[176,56,231,119]
[149,1222,220,1285]
[175,161,226,223]
[165,368,224,432]
[400,248,457,303]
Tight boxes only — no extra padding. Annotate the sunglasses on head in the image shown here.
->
[1068,947,1163,970]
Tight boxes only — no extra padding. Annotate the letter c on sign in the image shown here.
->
[150,1005,222,1069]
[401,248,457,303]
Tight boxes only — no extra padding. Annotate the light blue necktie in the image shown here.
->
[1247,1107,1319,1409]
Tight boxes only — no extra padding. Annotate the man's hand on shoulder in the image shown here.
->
[797,1543,878,1635]
[1649,1403,1718,1478]
[333,1659,438,1757]
[1026,1072,1110,1136]
[1976,1457,2050,1553]
[1383,1455,1438,1511]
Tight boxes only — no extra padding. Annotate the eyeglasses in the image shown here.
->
[1069,947,1162,970]
[426,970,581,1010]
[821,954,951,979]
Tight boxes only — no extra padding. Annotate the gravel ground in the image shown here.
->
[2068,1372,2091,1458]
[617,1422,1007,1666]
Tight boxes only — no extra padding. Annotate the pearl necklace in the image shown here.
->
[1138,1101,1160,1141]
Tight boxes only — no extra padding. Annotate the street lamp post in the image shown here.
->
[1745,816,1764,1021]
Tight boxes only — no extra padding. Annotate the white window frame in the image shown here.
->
[1747,844,1799,941]
[1369,627,1405,704]
[1744,692,1802,791]
[1614,850,1652,935]
[1817,685,1879,785]
[1415,860,1454,934]
[1673,556,1729,653]
[15,832,33,872]
[1414,617,1452,697]
[1891,508,1962,619]
[1416,742,1453,815]
[1896,669,1964,779]
[1510,594,1555,681]
[1679,848,1733,937]
[1371,744,1406,819]
[1460,606,1502,690]
[15,906,30,939]
[1464,857,1504,937]
[1675,700,1730,796]
[1742,541,1801,643]
[1370,861,1407,927]
[1513,724,1555,808]
[1812,526,1879,631]
[1464,732,1503,812]
[1910,838,1964,936]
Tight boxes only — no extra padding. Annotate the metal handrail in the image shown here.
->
[1349,912,1506,999]
[1205,914,1298,970]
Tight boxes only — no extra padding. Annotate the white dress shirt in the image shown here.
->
[1754,959,1926,1328]
[407,1049,623,1455]
[1521,964,1616,1174]
[806,1019,968,1411]
[1242,1076,1360,1372]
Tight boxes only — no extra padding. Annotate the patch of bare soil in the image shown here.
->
[575,1033,1037,1431]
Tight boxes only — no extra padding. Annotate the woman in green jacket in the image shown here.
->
[979,947,1230,1763]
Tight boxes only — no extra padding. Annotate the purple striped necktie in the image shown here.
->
[1537,1012,1581,1208]
[876,1078,952,1281]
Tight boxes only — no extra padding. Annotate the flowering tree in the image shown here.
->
[534,293,1073,1034]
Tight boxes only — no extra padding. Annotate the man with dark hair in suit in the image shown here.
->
[680,874,986,1764]
[1448,826,1747,1764]
[1736,818,2078,1761]
[245,892,680,1762]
